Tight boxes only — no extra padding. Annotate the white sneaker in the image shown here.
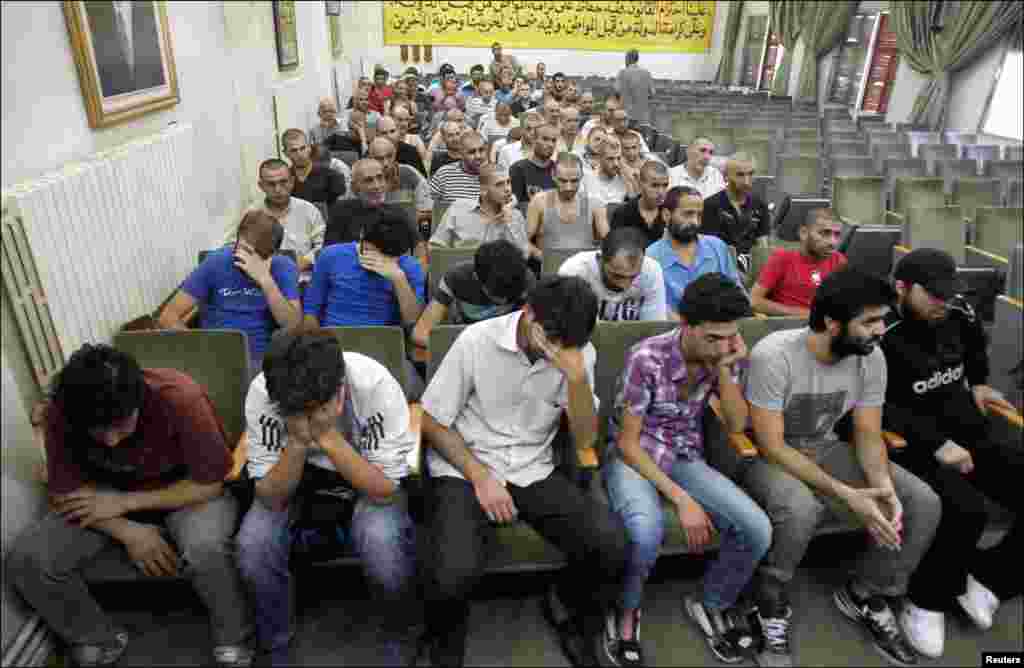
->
[899,602,945,658]
[957,574,1000,630]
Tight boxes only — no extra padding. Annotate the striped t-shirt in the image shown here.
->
[428,161,481,206]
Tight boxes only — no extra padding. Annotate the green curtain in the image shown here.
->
[769,1,813,95]
[892,1,1023,130]
[715,0,745,85]
[794,0,859,104]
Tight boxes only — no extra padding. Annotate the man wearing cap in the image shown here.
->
[881,248,1022,659]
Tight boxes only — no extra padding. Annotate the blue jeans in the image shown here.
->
[236,490,418,659]
[603,454,772,610]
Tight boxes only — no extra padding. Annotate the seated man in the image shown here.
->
[427,120,465,177]
[305,205,424,330]
[478,102,516,145]
[603,274,769,666]
[9,345,252,667]
[576,125,608,172]
[510,122,559,205]
[490,127,522,166]
[325,108,370,158]
[465,78,497,130]
[459,64,485,99]
[247,158,325,274]
[281,128,346,215]
[583,135,630,207]
[427,108,467,154]
[740,268,941,667]
[556,105,582,154]
[368,67,393,115]
[309,96,345,147]
[430,165,529,256]
[647,186,743,319]
[669,137,726,200]
[497,111,542,170]
[367,136,432,253]
[420,276,628,667]
[412,239,534,348]
[236,330,419,666]
[880,249,1022,658]
[619,130,662,189]
[527,152,609,261]
[609,161,672,246]
[389,102,428,171]
[428,131,488,207]
[508,77,535,115]
[375,115,427,177]
[701,153,770,269]
[161,210,301,379]
[751,208,847,318]
[558,226,666,321]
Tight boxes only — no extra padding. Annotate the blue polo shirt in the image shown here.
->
[646,234,742,312]
[303,242,425,326]
[181,247,299,359]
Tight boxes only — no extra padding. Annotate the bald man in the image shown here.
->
[376,115,427,176]
[309,97,345,147]
[161,210,300,379]
[701,153,770,264]
[668,137,726,199]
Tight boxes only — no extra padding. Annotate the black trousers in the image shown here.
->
[424,472,628,666]
[887,389,1023,609]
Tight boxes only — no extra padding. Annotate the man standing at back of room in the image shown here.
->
[616,49,654,127]
[751,209,847,318]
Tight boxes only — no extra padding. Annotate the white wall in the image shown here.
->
[337,0,738,82]
[946,38,1007,132]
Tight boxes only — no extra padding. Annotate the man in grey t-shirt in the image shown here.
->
[615,50,654,126]
[740,268,940,667]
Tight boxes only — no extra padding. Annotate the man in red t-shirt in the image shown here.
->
[368,67,393,115]
[7,345,252,667]
[751,208,847,317]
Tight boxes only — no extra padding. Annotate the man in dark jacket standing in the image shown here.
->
[881,248,1022,659]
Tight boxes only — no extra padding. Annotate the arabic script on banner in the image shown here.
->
[383,1,716,53]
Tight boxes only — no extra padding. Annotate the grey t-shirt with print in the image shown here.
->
[744,328,887,461]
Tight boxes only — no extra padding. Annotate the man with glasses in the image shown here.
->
[669,137,726,200]
[558,226,666,321]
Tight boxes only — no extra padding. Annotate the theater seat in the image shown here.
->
[324,326,409,397]
[427,246,477,301]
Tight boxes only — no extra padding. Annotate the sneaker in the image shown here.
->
[899,602,944,658]
[957,574,1000,630]
[753,602,793,668]
[541,589,598,667]
[213,645,254,667]
[684,596,755,664]
[69,632,129,667]
[833,584,917,666]
[603,608,645,667]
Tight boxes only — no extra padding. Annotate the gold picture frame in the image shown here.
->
[63,1,180,129]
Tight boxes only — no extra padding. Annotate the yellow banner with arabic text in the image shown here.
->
[383,1,716,53]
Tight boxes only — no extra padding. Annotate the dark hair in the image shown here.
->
[258,158,290,180]
[527,276,598,348]
[471,64,485,73]
[626,49,639,65]
[678,273,752,324]
[553,72,566,80]
[362,205,415,257]
[601,226,647,262]
[51,344,145,432]
[661,185,701,213]
[800,207,834,230]
[474,240,529,302]
[808,267,896,332]
[263,329,346,417]
[238,209,284,259]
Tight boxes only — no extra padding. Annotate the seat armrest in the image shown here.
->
[885,211,904,226]
[881,431,907,450]
[709,396,760,458]
[964,245,1009,266]
[577,445,600,469]
[226,433,248,482]
[986,401,1023,429]
[408,403,423,476]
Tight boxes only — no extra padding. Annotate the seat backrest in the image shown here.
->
[843,225,902,278]
[951,178,1001,222]
[904,206,967,264]
[829,140,869,157]
[963,144,1001,165]
[542,247,590,276]
[774,198,830,242]
[990,295,1023,407]
[918,143,958,175]
[938,159,980,195]
[113,330,250,448]
[324,326,409,396]
[867,131,906,147]
[830,156,877,178]
[893,177,946,218]
[972,207,1023,257]
[983,160,1024,199]
[777,155,823,198]
[786,128,818,142]
[828,132,864,145]
[832,176,885,226]
[1004,146,1023,162]
[733,139,775,177]
[783,139,819,156]
[428,246,478,301]
[905,130,940,156]
[427,324,467,382]
[871,143,911,172]
[739,316,806,350]
[956,266,1006,323]
[752,175,776,204]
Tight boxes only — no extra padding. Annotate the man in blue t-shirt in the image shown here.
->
[303,204,425,329]
[160,210,301,379]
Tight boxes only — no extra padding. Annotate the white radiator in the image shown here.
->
[1,124,205,389]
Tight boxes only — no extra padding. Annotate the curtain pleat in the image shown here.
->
[716,1,746,85]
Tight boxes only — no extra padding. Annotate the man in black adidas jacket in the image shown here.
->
[881,248,1021,659]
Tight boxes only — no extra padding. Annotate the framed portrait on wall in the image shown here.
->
[273,0,300,71]
[63,0,180,129]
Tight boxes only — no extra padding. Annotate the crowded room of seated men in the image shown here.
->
[2,1,1022,666]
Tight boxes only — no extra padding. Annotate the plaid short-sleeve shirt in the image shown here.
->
[608,327,747,473]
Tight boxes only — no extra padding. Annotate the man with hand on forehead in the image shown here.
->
[420,276,627,667]
[669,137,726,200]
